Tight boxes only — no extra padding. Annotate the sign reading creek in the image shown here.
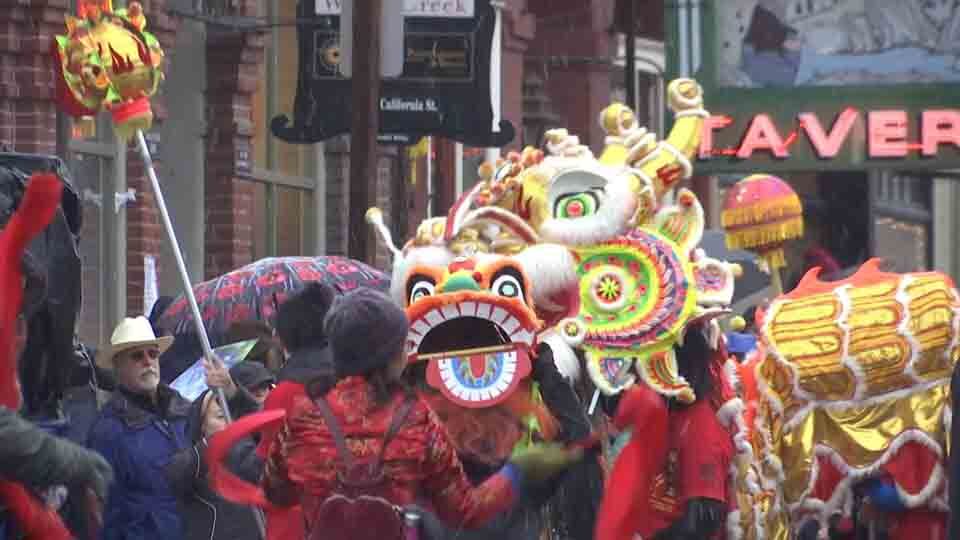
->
[271,0,512,146]
[315,0,474,18]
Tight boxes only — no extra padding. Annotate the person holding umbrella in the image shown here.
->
[87,316,254,540]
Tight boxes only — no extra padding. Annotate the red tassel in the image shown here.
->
[0,174,68,539]
[207,409,286,508]
[595,384,669,540]
[0,483,70,540]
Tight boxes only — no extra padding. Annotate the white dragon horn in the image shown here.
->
[365,207,402,260]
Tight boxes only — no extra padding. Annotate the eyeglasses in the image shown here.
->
[126,348,161,361]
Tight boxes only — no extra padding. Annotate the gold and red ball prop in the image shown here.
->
[51,0,164,141]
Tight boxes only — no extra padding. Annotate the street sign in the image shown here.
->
[271,0,513,147]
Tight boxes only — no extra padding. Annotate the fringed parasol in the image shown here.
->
[721,174,804,294]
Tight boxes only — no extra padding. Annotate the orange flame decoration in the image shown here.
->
[109,44,134,74]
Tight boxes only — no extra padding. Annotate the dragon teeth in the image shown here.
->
[425,309,444,326]
[460,302,478,317]
[441,304,460,320]
[476,302,493,319]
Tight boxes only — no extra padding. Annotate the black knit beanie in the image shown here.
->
[324,288,409,377]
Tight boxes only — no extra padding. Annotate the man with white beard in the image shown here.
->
[87,316,242,540]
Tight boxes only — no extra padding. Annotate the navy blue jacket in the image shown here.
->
[87,385,192,540]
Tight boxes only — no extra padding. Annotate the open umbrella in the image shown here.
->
[156,256,389,346]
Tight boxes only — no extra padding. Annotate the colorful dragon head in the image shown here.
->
[370,78,742,403]
[401,255,543,409]
[464,79,706,248]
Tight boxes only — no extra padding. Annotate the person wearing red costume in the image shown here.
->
[261,288,581,539]
[597,323,735,540]
[0,174,113,539]
[255,282,336,540]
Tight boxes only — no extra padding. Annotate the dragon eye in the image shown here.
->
[408,277,436,305]
[491,269,525,299]
[554,192,599,219]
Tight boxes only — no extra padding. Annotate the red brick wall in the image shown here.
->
[126,0,178,315]
[324,136,404,271]
[502,2,536,152]
[526,0,615,150]
[0,0,181,315]
[0,0,70,155]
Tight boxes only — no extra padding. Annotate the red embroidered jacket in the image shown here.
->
[262,377,520,530]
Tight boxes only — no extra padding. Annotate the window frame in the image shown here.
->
[248,0,320,258]
[60,111,127,346]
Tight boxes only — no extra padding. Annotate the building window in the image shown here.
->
[871,172,933,273]
[249,0,317,259]
[611,35,665,136]
[65,114,123,347]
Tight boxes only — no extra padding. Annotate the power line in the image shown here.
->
[166,6,315,30]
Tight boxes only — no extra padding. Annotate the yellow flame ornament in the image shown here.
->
[52,1,164,141]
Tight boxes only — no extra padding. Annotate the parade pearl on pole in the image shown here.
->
[51,0,163,141]
[51,2,265,537]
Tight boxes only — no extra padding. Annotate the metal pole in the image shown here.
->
[134,130,267,539]
[486,0,504,164]
[134,130,225,416]
[348,0,382,263]
[625,0,637,110]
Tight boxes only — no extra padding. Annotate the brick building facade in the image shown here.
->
[0,0,656,346]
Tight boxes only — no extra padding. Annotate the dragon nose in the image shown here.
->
[438,271,481,294]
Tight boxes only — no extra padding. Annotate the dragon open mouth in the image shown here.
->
[406,297,538,408]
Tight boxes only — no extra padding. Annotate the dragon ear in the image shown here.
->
[635,349,696,403]
[649,188,704,256]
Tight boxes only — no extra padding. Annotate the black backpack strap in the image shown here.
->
[314,397,353,468]
[376,394,417,464]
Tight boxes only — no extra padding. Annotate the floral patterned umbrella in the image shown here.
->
[156,256,390,345]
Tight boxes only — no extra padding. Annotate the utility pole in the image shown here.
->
[625,0,637,110]
[348,0,382,263]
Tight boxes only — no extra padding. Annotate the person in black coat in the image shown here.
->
[166,385,263,540]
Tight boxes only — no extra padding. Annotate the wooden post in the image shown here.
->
[625,0,637,110]
[348,0,382,263]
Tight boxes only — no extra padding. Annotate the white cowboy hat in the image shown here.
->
[96,316,174,369]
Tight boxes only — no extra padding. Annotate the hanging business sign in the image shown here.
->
[677,1,960,174]
[272,0,512,147]
[315,0,475,18]
[695,105,960,173]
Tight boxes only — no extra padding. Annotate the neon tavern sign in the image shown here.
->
[699,108,960,160]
